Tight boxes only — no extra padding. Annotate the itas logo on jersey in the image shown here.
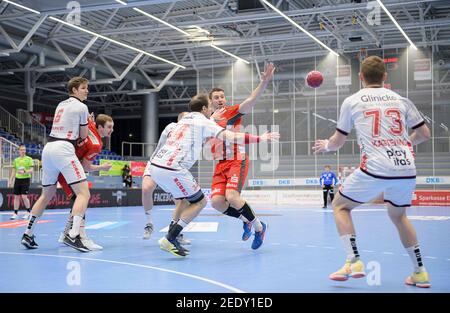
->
[230,175,239,183]
[386,148,411,166]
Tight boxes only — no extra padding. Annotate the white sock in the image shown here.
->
[252,218,263,232]
[340,234,360,262]
[79,218,87,239]
[145,211,153,224]
[177,219,188,228]
[69,215,83,238]
[406,244,425,273]
[25,215,39,236]
[238,215,249,223]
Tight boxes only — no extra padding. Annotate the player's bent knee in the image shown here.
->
[225,190,242,204]
[142,176,157,193]
[211,196,227,210]
[196,197,207,208]
[71,182,90,200]
[387,205,407,222]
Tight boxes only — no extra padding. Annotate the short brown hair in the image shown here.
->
[95,114,113,128]
[209,87,224,100]
[67,77,89,94]
[361,56,386,85]
[189,94,209,112]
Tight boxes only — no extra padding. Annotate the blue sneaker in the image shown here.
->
[251,222,267,250]
[242,222,252,241]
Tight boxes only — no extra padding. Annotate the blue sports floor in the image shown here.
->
[1,204,449,293]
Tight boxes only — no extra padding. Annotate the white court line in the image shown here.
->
[288,244,298,247]
[425,256,437,259]
[0,251,244,293]
[447,259,450,261]
[270,243,281,246]
[323,246,336,250]
[362,250,374,253]
[306,245,317,248]
[402,254,409,257]
[0,212,68,216]
[382,252,394,255]
[104,236,113,238]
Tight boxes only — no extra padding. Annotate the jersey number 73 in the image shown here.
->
[363,108,404,137]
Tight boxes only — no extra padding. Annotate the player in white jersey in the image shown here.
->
[313,56,431,288]
[151,94,279,257]
[21,77,92,253]
[141,111,191,245]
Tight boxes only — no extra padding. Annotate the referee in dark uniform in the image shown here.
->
[319,165,338,208]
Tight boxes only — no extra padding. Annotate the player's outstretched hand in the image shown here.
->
[211,107,226,122]
[260,131,280,142]
[312,139,329,154]
[261,62,276,82]
[101,163,113,171]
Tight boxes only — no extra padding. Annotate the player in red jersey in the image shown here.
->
[209,62,275,250]
[57,114,114,250]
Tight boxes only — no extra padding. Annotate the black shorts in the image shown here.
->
[13,178,31,195]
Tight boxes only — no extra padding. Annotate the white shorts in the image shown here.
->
[143,161,151,177]
[41,141,86,186]
[149,164,201,200]
[340,168,416,207]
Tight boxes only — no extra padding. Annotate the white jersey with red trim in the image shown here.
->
[336,87,425,178]
[150,122,177,160]
[151,112,224,170]
[50,96,89,140]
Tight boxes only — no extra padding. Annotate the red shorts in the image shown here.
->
[211,158,249,197]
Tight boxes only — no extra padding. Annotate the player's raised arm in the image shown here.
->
[238,62,275,114]
[218,129,280,144]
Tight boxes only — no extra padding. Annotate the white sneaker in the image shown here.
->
[81,237,103,250]
[177,234,191,245]
[22,213,30,220]
[58,232,65,243]
[10,213,18,220]
[143,223,154,240]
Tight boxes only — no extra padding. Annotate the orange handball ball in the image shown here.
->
[306,70,324,88]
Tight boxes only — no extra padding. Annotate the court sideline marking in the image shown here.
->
[0,251,245,293]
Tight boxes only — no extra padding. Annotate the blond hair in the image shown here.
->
[67,77,89,94]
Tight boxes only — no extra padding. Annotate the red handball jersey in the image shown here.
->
[76,120,103,161]
[210,104,246,161]
[58,120,102,198]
